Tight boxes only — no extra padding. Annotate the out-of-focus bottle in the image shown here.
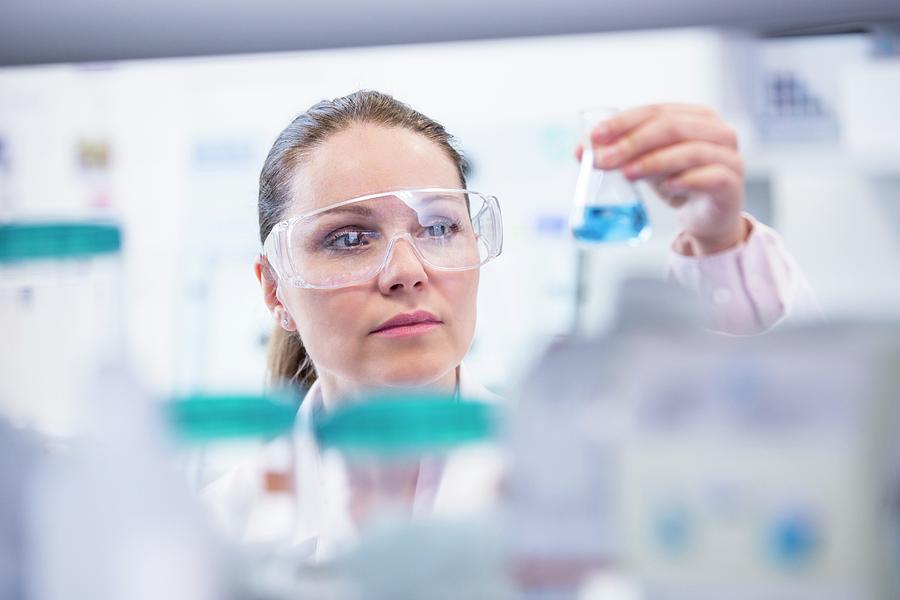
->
[25,365,226,600]
[166,390,300,547]
[0,221,225,600]
[0,222,123,436]
[307,392,512,598]
[1,221,126,599]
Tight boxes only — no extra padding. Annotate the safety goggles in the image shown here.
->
[262,187,503,289]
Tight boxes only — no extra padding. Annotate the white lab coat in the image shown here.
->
[201,365,504,563]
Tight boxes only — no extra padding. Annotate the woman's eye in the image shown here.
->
[324,229,376,249]
[424,222,460,238]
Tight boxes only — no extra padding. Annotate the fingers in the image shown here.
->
[589,103,716,146]
[574,104,718,162]
[594,115,738,171]
[620,141,743,182]
[652,163,742,214]
[660,164,742,197]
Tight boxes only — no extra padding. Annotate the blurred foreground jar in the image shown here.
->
[299,393,512,599]
[0,221,122,436]
[167,390,301,549]
[0,221,225,600]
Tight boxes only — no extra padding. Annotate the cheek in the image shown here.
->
[439,270,479,334]
[284,288,367,358]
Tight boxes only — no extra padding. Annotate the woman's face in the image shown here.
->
[276,124,479,393]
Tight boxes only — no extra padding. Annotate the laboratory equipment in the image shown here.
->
[0,420,42,600]
[0,220,226,600]
[25,366,226,600]
[0,222,122,436]
[510,277,900,599]
[0,137,11,215]
[618,322,900,600]
[570,108,651,245]
[168,390,301,547]
[505,331,631,595]
[263,188,503,289]
[310,393,503,558]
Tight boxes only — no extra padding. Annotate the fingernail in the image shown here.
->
[595,145,621,166]
[622,163,642,179]
[592,122,611,141]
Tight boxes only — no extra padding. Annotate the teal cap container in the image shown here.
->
[0,222,122,263]
[166,391,301,442]
[313,393,500,455]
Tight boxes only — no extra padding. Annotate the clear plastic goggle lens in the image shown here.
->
[263,189,502,289]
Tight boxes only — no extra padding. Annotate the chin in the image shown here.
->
[371,355,457,390]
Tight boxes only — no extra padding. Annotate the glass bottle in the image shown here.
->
[0,221,123,436]
[0,221,225,600]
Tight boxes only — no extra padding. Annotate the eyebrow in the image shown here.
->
[314,204,375,218]
[416,192,466,203]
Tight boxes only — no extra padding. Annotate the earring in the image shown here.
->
[281,317,289,328]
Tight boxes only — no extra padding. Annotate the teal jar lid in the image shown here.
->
[313,393,500,455]
[0,222,122,263]
[166,391,300,442]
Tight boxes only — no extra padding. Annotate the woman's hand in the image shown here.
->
[576,104,749,256]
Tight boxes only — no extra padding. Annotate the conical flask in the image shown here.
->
[571,108,651,245]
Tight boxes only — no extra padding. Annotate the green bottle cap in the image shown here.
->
[313,393,499,455]
[166,391,300,442]
[0,222,122,263]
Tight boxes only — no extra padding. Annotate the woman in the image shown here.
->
[204,90,812,558]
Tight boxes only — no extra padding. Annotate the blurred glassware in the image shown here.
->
[0,222,122,436]
[25,365,225,600]
[167,390,301,549]
[310,393,506,570]
[0,220,226,600]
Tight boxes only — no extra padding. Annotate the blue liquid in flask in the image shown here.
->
[572,202,650,243]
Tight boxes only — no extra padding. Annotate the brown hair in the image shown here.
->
[258,90,470,390]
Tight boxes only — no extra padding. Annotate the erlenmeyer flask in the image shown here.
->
[571,108,651,245]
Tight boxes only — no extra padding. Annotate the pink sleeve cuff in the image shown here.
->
[668,214,802,335]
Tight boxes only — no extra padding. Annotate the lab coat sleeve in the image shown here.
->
[667,213,821,335]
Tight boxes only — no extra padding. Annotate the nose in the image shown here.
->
[376,236,428,294]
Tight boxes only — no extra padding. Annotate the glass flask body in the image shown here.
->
[571,108,651,246]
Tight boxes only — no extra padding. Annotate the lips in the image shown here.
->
[370,310,442,334]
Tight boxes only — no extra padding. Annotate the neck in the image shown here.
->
[317,366,459,412]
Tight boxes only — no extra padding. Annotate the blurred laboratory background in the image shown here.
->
[2,3,900,598]
[1,1,900,399]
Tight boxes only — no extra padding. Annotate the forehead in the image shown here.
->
[288,123,462,215]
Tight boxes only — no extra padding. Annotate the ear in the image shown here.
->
[255,255,296,332]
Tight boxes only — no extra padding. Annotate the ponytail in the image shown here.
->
[266,325,317,390]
